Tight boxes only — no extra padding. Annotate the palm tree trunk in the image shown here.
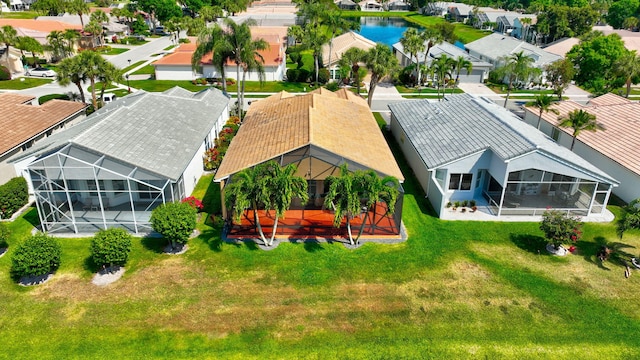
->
[90,78,98,109]
[240,68,247,120]
[346,217,355,245]
[367,76,377,107]
[570,136,577,151]
[536,111,543,130]
[327,37,334,80]
[253,208,269,245]
[99,85,107,108]
[268,218,279,246]
[354,211,369,243]
[236,63,241,120]
[75,80,86,104]
[626,78,631,98]
[314,53,319,86]
[503,82,513,108]
[220,65,227,94]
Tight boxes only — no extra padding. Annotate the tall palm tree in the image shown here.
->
[98,63,123,108]
[325,10,358,79]
[57,55,87,103]
[365,43,398,108]
[0,25,18,64]
[420,27,443,83]
[453,55,473,85]
[558,109,605,150]
[338,47,366,95]
[520,17,532,43]
[15,36,43,67]
[431,54,454,101]
[62,29,80,58]
[527,94,559,130]
[239,37,268,115]
[84,20,103,48]
[225,163,271,245]
[353,170,400,241]
[46,30,66,61]
[399,27,424,86]
[324,164,362,246]
[74,50,110,109]
[613,50,640,98]
[192,24,230,93]
[496,51,540,108]
[65,0,90,28]
[261,162,308,246]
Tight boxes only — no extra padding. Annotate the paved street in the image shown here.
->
[107,36,173,70]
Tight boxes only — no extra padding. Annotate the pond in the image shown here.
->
[354,17,422,47]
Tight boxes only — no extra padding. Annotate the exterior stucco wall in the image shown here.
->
[154,65,196,80]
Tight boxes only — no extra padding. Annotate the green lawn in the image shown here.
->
[2,130,640,357]
[131,64,156,75]
[99,47,129,56]
[122,60,147,73]
[0,77,53,89]
[0,11,38,19]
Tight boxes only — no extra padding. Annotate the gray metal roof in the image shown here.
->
[465,33,562,67]
[13,87,230,181]
[388,95,618,184]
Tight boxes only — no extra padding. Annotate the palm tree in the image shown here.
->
[325,10,358,79]
[353,170,400,241]
[324,164,362,246]
[399,27,424,86]
[62,29,80,58]
[239,37,268,115]
[65,0,90,28]
[46,30,66,61]
[15,36,43,67]
[431,54,454,101]
[338,47,366,94]
[84,20,103,48]
[617,199,640,239]
[0,25,18,65]
[453,55,473,85]
[520,17,532,42]
[420,27,443,83]
[613,50,640,98]
[261,162,308,246]
[496,51,540,108]
[98,63,123,108]
[192,24,230,93]
[57,55,87,103]
[365,43,398,108]
[527,94,559,130]
[558,109,604,150]
[225,163,271,245]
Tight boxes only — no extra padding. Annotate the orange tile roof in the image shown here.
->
[526,93,640,176]
[0,94,87,156]
[215,91,404,181]
[153,41,282,67]
[0,19,82,32]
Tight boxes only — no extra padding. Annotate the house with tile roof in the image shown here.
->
[10,87,230,234]
[321,31,376,80]
[465,33,562,70]
[393,40,492,83]
[523,93,640,203]
[0,93,86,186]
[214,88,405,239]
[389,94,617,220]
[153,27,287,81]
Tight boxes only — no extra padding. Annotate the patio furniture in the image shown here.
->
[82,198,93,211]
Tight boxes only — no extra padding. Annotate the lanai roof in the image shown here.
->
[215,89,404,181]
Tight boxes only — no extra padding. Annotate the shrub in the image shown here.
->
[39,93,70,105]
[0,65,11,81]
[0,222,10,248]
[11,233,61,280]
[297,68,310,83]
[325,81,339,91]
[181,196,204,211]
[90,228,132,269]
[286,68,299,82]
[317,68,330,84]
[469,200,476,207]
[0,177,29,219]
[150,202,197,249]
[540,209,583,249]
[289,52,301,64]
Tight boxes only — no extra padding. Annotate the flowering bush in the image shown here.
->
[202,121,239,171]
[540,210,583,249]
[181,196,204,211]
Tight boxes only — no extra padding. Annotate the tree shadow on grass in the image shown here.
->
[510,233,548,255]
[23,207,40,227]
[83,255,100,273]
[577,237,605,269]
[303,240,325,253]
[141,235,166,254]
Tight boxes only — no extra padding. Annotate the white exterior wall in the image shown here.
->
[154,65,197,80]
[389,114,432,195]
[203,64,286,81]
[441,151,492,204]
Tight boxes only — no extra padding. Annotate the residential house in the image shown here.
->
[592,26,640,53]
[393,40,492,83]
[321,31,376,80]
[389,94,617,219]
[422,2,459,16]
[523,93,640,203]
[0,94,86,185]
[37,13,128,43]
[497,14,536,39]
[542,37,581,57]
[10,88,230,234]
[358,0,383,11]
[447,3,473,22]
[334,0,358,10]
[385,0,410,11]
[214,88,405,239]
[465,33,562,76]
[0,19,83,63]
[154,27,287,82]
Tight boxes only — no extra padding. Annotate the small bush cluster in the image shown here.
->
[0,65,11,81]
[203,116,240,171]
[39,93,70,105]
[540,209,583,249]
[286,68,310,83]
[191,78,208,85]
[0,222,10,248]
[0,177,29,219]
[91,228,132,269]
[151,201,197,249]
[11,233,61,280]
[181,196,204,211]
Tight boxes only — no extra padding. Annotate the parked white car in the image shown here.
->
[26,67,57,78]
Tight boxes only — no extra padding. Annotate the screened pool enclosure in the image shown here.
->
[29,144,185,234]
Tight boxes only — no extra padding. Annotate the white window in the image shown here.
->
[449,173,473,191]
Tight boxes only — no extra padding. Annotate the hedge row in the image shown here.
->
[0,177,29,219]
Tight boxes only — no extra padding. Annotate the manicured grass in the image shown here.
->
[2,133,640,357]
[131,65,156,75]
[0,11,38,19]
[99,47,129,55]
[373,112,387,129]
[122,60,146,73]
[163,45,177,51]
[0,77,53,89]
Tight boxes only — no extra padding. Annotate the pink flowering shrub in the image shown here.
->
[181,196,204,211]
[540,209,583,249]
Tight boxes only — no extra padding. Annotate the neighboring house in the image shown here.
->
[0,19,83,61]
[10,88,230,234]
[214,88,405,239]
[1,2,11,12]
[154,27,287,82]
[448,3,473,22]
[523,93,640,203]
[592,26,640,53]
[510,16,537,41]
[497,14,536,38]
[393,40,492,83]
[334,0,358,10]
[321,31,376,80]
[358,0,382,11]
[385,0,410,11]
[542,37,581,57]
[471,8,507,30]
[0,94,86,186]
[388,94,617,219]
[465,33,562,71]
[422,2,460,16]
[37,13,128,43]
